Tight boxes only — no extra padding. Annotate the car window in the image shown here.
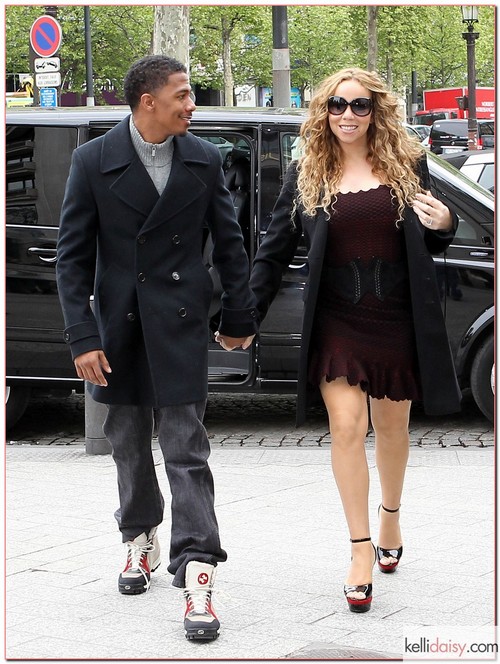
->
[478,164,495,192]
[461,163,495,193]
[461,163,485,182]
[478,122,494,136]
[198,133,251,171]
[6,125,77,226]
[431,122,467,140]
[282,133,303,170]
[453,216,483,242]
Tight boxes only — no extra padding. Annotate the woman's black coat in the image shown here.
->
[250,158,461,425]
[56,116,257,407]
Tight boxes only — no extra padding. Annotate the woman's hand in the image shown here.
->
[412,190,453,232]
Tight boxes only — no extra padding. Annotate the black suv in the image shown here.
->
[6,107,495,427]
[429,119,495,154]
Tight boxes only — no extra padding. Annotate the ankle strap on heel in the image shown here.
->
[350,537,372,544]
[381,505,400,513]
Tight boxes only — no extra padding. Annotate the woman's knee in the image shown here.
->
[370,399,410,441]
[330,413,368,449]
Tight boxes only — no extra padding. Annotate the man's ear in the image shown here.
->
[140,93,155,112]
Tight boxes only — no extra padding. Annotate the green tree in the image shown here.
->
[470,6,495,86]
[376,6,423,91]
[5,5,495,105]
[287,6,358,97]
[6,5,153,103]
[189,5,271,102]
[409,5,493,90]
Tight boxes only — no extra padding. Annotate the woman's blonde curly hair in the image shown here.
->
[296,67,425,221]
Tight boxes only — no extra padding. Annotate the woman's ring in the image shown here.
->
[426,217,433,226]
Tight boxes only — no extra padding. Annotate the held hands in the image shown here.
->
[74,350,112,386]
[214,332,255,351]
[412,190,453,232]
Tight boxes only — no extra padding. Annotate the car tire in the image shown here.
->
[470,335,494,423]
[6,385,31,430]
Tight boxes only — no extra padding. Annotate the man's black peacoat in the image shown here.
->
[56,116,258,407]
[250,158,461,426]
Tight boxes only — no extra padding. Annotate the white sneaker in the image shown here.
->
[118,527,161,595]
[183,561,220,641]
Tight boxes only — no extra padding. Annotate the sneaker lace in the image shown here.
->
[184,587,213,615]
[184,586,230,614]
[126,539,156,588]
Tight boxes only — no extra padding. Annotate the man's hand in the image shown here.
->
[214,332,255,351]
[74,350,112,386]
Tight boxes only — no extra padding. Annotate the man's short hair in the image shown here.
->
[124,55,187,110]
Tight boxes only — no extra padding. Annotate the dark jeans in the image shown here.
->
[103,401,227,587]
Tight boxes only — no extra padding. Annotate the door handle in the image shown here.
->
[28,247,58,263]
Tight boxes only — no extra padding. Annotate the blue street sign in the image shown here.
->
[30,15,63,58]
[39,87,58,108]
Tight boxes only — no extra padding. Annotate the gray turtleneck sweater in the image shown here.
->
[129,116,174,195]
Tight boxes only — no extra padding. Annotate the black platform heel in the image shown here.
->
[377,505,403,573]
[344,537,376,613]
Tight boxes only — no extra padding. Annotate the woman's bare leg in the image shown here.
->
[370,397,411,561]
[320,377,374,585]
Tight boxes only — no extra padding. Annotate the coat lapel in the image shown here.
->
[110,157,160,217]
[139,133,211,234]
[100,116,159,217]
[100,120,215,231]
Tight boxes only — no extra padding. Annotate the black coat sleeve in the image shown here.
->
[205,146,258,337]
[419,154,459,255]
[56,148,103,359]
[249,162,303,321]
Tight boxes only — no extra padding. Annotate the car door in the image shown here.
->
[191,126,259,388]
[254,124,305,385]
[6,122,78,382]
[428,156,494,420]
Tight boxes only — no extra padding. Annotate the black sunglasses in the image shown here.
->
[327,96,373,117]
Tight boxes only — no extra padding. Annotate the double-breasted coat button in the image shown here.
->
[178,307,187,318]
[138,273,146,282]
[250,309,256,318]
[172,272,180,281]
[63,332,70,341]
[137,235,146,244]
[172,235,181,245]
[127,313,136,321]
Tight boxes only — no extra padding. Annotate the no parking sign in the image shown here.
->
[30,15,62,58]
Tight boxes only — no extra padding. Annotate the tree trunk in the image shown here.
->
[386,39,393,89]
[221,16,234,107]
[152,6,190,70]
[367,6,378,71]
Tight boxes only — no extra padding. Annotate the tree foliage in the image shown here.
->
[189,5,272,92]
[5,4,495,104]
[6,5,153,101]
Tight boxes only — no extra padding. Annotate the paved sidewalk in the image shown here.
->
[6,392,494,449]
[6,443,494,660]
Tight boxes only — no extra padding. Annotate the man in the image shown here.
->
[56,55,256,641]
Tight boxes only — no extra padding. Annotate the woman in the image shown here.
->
[248,68,461,613]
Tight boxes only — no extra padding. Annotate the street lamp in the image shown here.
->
[461,6,479,150]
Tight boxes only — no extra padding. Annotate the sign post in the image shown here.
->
[30,15,62,106]
[39,87,58,108]
[30,15,62,57]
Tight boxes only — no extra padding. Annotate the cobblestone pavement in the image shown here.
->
[6,390,494,448]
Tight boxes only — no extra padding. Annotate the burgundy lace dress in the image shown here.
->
[308,185,422,402]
